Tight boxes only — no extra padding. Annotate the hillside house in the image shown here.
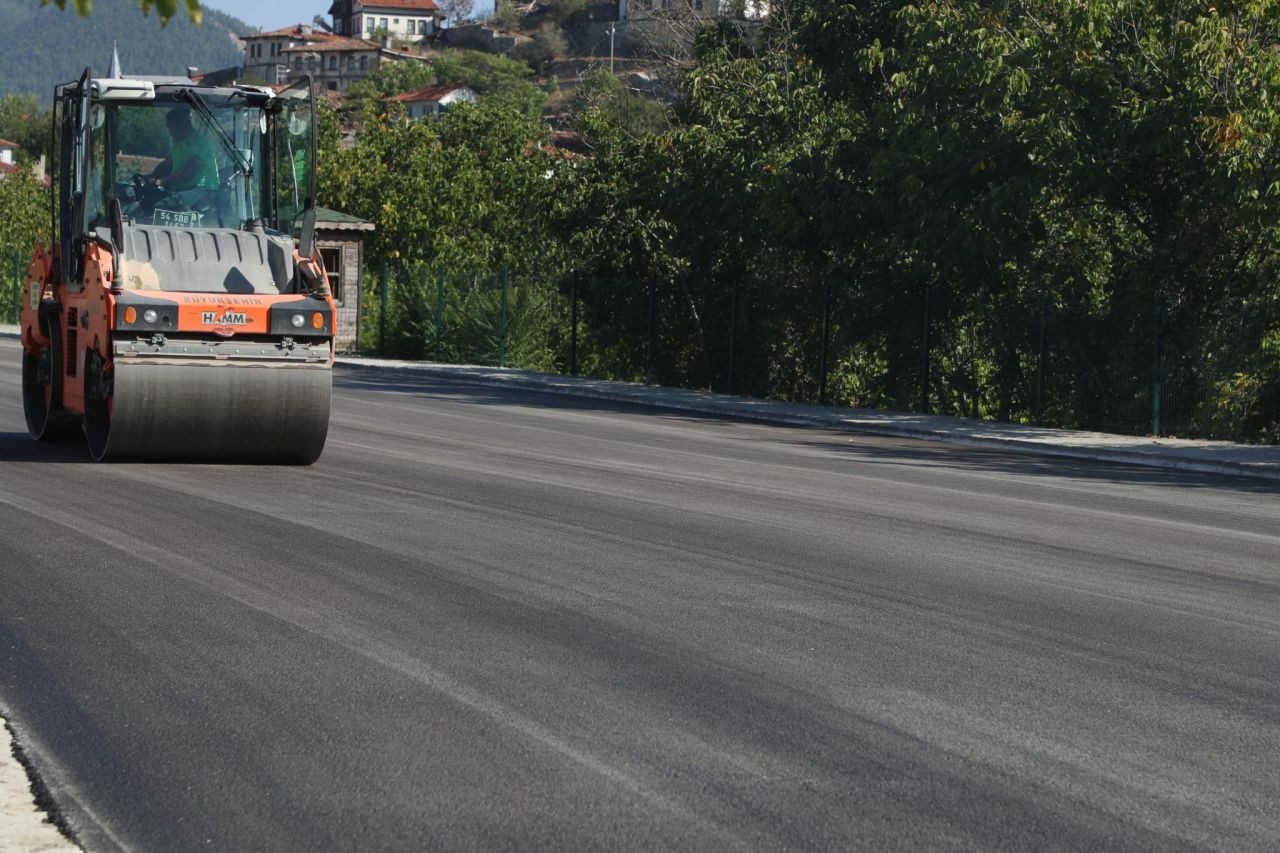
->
[242,25,430,91]
[282,37,383,91]
[0,138,19,179]
[329,0,442,43]
[387,83,476,119]
[242,25,337,85]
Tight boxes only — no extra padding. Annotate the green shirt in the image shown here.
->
[167,132,220,191]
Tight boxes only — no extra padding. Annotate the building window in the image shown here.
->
[360,55,368,70]
[380,17,388,29]
[320,247,343,302]
[328,55,337,69]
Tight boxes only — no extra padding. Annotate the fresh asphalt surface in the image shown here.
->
[0,338,1277,851]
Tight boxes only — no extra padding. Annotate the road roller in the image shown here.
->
[20,70,334,463]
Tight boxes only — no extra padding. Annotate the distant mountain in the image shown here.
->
[0,0,255,98]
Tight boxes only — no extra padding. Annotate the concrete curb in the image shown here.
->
[337,357,1280,484]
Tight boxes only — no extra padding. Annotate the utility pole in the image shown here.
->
[609,22,617,75]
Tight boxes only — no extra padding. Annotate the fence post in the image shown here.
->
[11,254,20,325]
[569,269,579,376]
[919,286,932,414]
[1152,296,1164,437]
[818,278,832,406]
[434,262,446,363]
[1034,288,1047,425]
[499,267,510,368]
[727,276,738,395]
[378,261,389,357]
[646,277,656,384]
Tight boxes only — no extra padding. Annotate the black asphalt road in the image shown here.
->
[1,337,1278,851]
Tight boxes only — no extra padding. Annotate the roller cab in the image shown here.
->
[22,71,335,463]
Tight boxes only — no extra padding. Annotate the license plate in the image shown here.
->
[154,208,201,227]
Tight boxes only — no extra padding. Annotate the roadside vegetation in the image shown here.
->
[6,1,1280,440]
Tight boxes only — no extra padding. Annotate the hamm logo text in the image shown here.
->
[202,311,247,326]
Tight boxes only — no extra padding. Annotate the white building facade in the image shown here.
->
[330,0,442,44]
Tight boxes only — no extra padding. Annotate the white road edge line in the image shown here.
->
[0,716,80,853]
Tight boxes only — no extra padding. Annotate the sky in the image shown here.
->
[205,0,495,31]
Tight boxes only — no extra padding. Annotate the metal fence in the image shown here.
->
[10,249,1277,444]
[362,261,1280,444]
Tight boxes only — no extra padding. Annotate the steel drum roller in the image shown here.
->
[86,359,331,463]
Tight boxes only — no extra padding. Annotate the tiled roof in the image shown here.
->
[242,24,338,40]
[0,138,18,148]
[359,0,439,11]
[282,37,380,53]
[387,83,463,103]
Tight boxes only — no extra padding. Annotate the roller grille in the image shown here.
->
[65,308,78,377]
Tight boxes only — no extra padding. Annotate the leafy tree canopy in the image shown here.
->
[43,0,202,24]
[0,95,50,160]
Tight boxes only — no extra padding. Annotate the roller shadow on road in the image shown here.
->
[0,431,91,464]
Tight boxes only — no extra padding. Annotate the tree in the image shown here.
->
[343,60,437,117]
[437,0,476,26]
[571,72,672,142]
[492,1,520,32]
[432,50,545,118]
[548,0,586,26]
[45,0,203,25]
[319,99,559,275]
[512,24,568,73]
[0,171,51,264]
[0,96,50,161]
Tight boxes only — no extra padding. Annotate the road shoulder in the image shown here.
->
[337,356,1280,483]
[0,716,80,853]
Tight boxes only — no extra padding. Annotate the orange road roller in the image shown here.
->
[21,70,334,463]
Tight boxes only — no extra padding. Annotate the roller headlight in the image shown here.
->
[290,314,305,328]
[143,308,158,324]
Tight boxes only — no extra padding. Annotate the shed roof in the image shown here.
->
[315,206,376,231]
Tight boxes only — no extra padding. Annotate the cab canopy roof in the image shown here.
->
[77,75,280,104]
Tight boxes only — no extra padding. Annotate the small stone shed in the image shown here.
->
[314,207,374,352]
